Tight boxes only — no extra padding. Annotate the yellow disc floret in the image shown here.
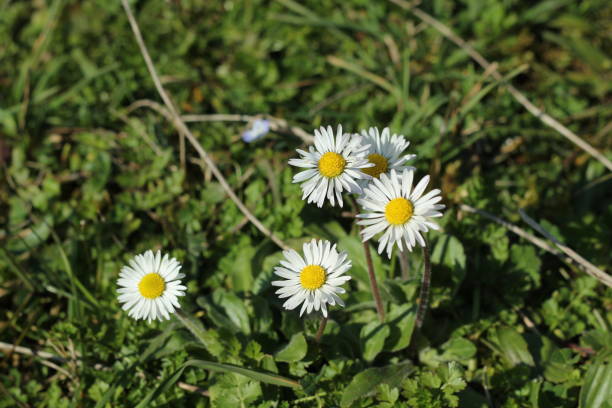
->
[362,153,388,178]
[385,198,414,225]
[318,152,346,178]
[138,273,166,299]
[300,265,326,290]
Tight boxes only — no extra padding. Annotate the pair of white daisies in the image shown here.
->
[290,125,444,257]
[118,125,443,322]
[117,242,351,322]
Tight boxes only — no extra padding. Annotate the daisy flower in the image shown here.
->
[288,125,373,208]
[359,126,415,180]
[357,169,445,258]
[271,239,352,317]
[117,250,186,323]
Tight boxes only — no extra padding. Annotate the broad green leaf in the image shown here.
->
[438,361,467,392]
[496,327,535,367]
[431,235,466,270]
[139,323,178,362]
[209,373,262,408]
[175,311,225,358]
[384,303,417,352]
[581,330,612,353]
[431,234,466,292]
[275,333,307,363]
[361,320,390,361]
[440,338,477,362]
[510,244,542,286]
[579,359,612,408]
[419,337,476,367]
[7,215,53,252]
[529,379,542,408]
[338,235,386,287]
[340,362,414,407]
[540,337,577,383]
[254,252,285,295]
[213,291,251,334]
[222,244,256,292]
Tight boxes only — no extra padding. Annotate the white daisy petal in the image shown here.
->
[356,169,444,258]
[272,239,352,318]
[116,250,186,323]
[289,125,372,208]
[357,126,416,187]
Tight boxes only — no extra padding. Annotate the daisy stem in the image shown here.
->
[415,241,431,329]
[363,238,386,322]
[350,195,385,322]
[315,316,328,343]
[399,250,410,280]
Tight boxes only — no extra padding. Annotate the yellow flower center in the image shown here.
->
[138,273,166,299]
[300,265,326,290]
[362,153,388,178]
[318,152,346,178]
[385,198,414,225]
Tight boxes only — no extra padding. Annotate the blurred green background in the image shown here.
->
[1,0,611,407]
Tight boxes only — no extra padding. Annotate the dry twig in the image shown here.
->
[518,210,612,287]
[126,99,314,144]
[389,0,612,172]
[121,0,289,251]
[0,341,207,398]
[460,204,612,287]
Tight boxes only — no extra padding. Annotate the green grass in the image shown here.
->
[1,0,611,407]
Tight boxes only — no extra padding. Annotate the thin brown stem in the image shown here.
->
[314,316,328,343]
[415,241,431,329]
[399,250,410,280]
[350,196,385,321]
[363,237,386,321]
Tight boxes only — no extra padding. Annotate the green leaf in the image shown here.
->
[6,215,53,252]
[361,320,391,362]
[510,244,542,286]
[384,303,416,352]
[496,327,535,367]
[219,243,256,292]
[338,235,386,287]
[579,358,612,408]
[209,373,262,408]
[540,337,577,383]
[431,234,466,292]
[439,361,467,392]
[440,338,477,362]
[275,333,307,363]
[581,330,612,353]
[213,291,251,335]
[341,362,414,407]
[139,323,178,363]
[431,235,466,270]
[175,311,225,358]
[419,337,476,367]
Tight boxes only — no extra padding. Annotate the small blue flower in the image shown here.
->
[242,119,270,143]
